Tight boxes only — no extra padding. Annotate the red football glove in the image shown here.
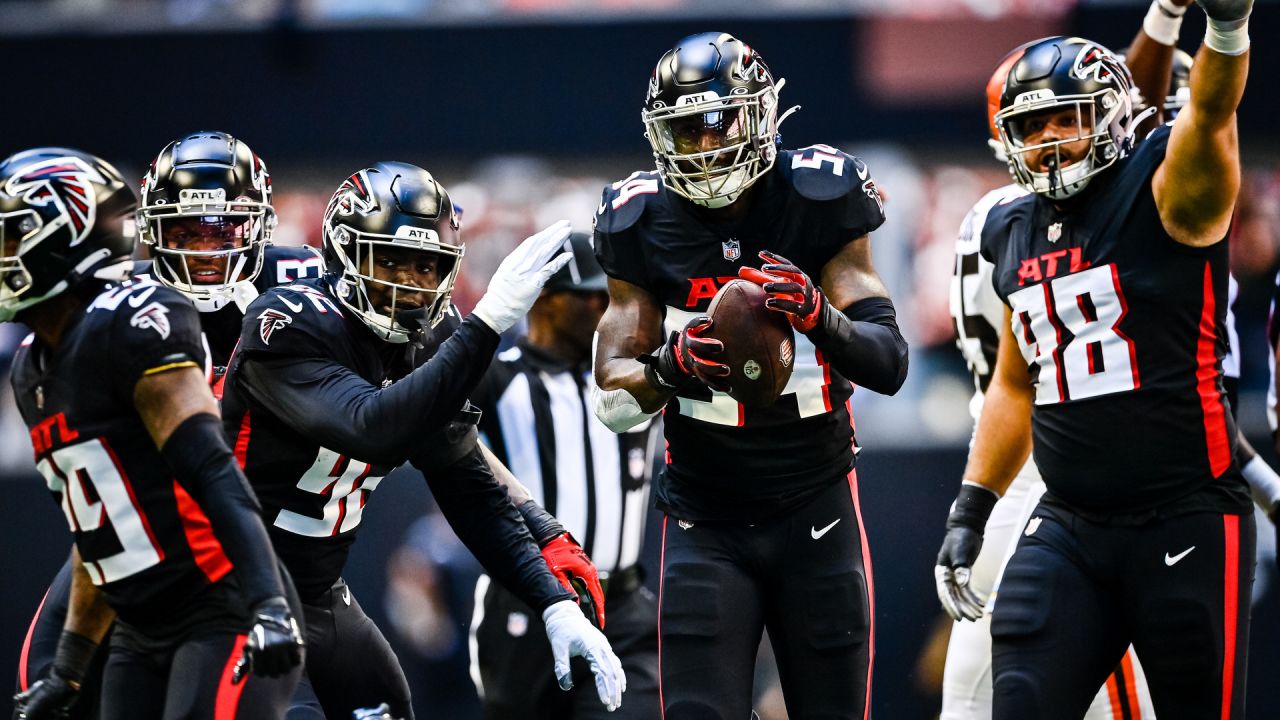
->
[738,250,825,334]
[648,315,731,392]
[541,533,607,629]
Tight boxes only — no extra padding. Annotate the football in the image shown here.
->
[704,279,796,408]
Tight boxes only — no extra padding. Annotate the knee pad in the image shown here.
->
[661,563,726,638]
[804,571,869,650]
[992,670,1048,720]
[990,551,1057,640]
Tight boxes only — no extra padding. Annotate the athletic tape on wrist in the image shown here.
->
[1205,16,1250,56]
[1144,0,1186,46]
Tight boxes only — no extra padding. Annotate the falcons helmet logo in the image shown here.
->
[326,170,379,219]
[258,307,293,345]
[130,302,172,340]
[3,156,106,248]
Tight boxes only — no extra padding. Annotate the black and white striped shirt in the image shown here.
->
[472,339,659,574]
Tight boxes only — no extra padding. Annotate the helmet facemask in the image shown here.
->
[644,84,784,208]
[0,208,45,321]
[137,190,273,310]
[996,87,1135,201]
[327,221,463,344]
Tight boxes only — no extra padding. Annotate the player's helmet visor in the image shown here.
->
[138,192,272,302]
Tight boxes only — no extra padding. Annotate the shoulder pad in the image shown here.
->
[86,276,180,317]
[957,184,1029,256]
[595,170,662,235]
[241,279,346,354]
[977,187,1035,262]
[780,145,867,202]
[260,244,326,289]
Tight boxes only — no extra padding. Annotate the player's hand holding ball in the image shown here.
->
[645,316,730,392]
[739,250,826,334]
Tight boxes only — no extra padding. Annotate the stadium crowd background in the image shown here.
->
[1,1,1278,717]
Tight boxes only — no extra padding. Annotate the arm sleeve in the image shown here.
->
[237,315,501,466]
[413,444,574,612]
[811,296,909,396]
[161,413,285,607]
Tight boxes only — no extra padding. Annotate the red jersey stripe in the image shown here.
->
[1196,262,1232,477]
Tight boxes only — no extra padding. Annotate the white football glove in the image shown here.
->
[542,599,626,712]
[471,220,574,334]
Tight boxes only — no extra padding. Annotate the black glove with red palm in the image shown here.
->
[738,251,825,334]
[643,315,730,392]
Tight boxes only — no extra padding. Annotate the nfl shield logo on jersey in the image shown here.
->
[722,238,741,261]
[1047,222,1063,243]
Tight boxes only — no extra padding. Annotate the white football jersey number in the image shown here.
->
[274,448,386,537]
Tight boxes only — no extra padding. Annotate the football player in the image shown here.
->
[935,0,1256,713]
[3,147,304,720]
[220,162,625,719]
[13,130,325,717]
[592,33,908,718]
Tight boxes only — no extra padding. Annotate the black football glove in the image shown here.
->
[233,597,304,683]
[739,251,825,334]
[934,483,999,622]
[13,673,78,720]
[644,316,729,392]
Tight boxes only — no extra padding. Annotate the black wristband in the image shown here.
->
[516,500,566,546]
[52,630,98,684]
[947,484,1000,532]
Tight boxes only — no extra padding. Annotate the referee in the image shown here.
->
[469,233,661,719]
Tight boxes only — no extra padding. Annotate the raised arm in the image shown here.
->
[1125,0,1194,133]
[1151,0,1253,247]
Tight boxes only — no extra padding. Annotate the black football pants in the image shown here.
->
[472,575,660,719]
[15,557,107,720]
[100,605,300,720]
[991,504,1255,720]
[285,578,413,720]
[658,473,874,720]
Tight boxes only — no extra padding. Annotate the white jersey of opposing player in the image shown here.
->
[944,184,1156,720]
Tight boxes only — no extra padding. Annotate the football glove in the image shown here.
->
[352,704,400,720]
[12,673,78,720]
[543,600,626,712]
[472,220,574,334]
[233,597,304,683]
[645,316,729,392]
[738,251,824,334]
[542,533,607,629]
[934,483,999,622]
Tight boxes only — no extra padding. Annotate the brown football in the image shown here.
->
[704,279,795,408]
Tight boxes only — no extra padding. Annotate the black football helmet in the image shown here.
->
[642,32,798,208]
[137,131,275,311]
[992,36,1141,200]
[0,148,136,322]
[322,162,463,343]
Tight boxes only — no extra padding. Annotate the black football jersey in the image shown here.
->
[220,278,470,601]
[11,279,234,625]
[980,124,1250,517]
[594,145,886,521]
[134,244,324,393]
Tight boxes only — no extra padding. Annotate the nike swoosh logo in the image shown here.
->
[278,296,304,313]
[855,160,869,181]
[1165,546,1196,566]
[342,587,352,606]
[127,285,157,308]
[811,518,841,540]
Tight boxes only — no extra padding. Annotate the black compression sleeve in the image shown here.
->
[238,315,501,466]
[809,296,909,396]
[413,445,574,612]
[161,413,284,608]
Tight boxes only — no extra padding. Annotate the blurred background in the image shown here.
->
[2,0,1279,718]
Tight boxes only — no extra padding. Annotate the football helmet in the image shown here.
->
[642,32,798,208]
[0,148,136,322]
[137,131,275,311]
[992,36,1142,200]
[322,162,463,343]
